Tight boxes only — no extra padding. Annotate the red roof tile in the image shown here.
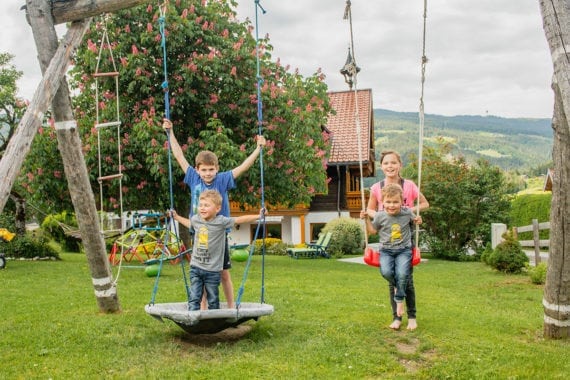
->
[327,89,374,165]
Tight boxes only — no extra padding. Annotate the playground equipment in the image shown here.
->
[108,211,187,266]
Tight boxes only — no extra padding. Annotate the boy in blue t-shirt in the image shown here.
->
[163,118,266,309]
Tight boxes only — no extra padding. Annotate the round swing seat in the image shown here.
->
[145,302,274,334]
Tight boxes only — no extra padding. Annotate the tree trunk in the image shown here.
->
[28,0,120,313]
[10,192,27,236]
[539,0,570,339]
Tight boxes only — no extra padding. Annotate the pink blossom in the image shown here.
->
[37,168,43,175]
[239,144,246,152]
[306,139,314,147]
[230,66,237,76]
[132,45,139,55]
[87,39,98,53]
[54,171,62,179]
[120,57,128,67]
[222,29,229,38]
[147,23,153,33]
[125,24,131,33]
[210,94,218,104]
[182,9,188,18]
[27,172,34,181]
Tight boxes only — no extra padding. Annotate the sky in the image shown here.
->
[1,0,554,119]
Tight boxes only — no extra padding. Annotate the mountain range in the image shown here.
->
[372,109,553,173]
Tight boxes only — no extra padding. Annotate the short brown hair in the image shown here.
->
[195,150,219,168]
[382,183,404,201]
[199,189,223,206]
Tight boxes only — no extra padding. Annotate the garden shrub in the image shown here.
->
[527,262,547,285]
[252,237,288,256]
[41,211,81,252]
[487,231,528,273]
[321,217,364,258]
[480,242,493,265]
[509,193,551,240]
[0,232,59,260]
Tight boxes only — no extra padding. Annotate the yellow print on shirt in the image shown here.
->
[390,224,402,242]
[197,226,209,250]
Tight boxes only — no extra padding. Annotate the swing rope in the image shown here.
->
[235,0,268,308]
[149,1,191,306]
[415,0,428,247]
[343,1,368,243]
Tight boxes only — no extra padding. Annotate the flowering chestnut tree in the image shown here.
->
[20,0,332,214]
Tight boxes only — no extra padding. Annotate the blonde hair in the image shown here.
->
[199,189,223,206]
[195,150,219,168]
[382,183,404,202]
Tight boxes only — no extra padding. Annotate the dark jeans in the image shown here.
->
[389,270,416,321]
[379,247,412,303]
[188,266,221,311]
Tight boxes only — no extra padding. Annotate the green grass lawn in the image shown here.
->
[1,253,568,379]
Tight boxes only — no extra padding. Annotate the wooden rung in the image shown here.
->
[98,173,123,182]
[93,72,119,77]
[95,121,121,129]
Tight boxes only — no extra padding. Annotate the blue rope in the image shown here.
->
[149,3,191,305]
[236,0,268,308]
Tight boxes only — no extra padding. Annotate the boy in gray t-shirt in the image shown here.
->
[172,190,263,310]
[361,183,422,318]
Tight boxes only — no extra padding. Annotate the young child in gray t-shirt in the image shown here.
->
[171,189,264,310]
[361,183,422,319]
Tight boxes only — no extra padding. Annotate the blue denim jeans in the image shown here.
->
[188,266,221,311]
[379,247,412,304]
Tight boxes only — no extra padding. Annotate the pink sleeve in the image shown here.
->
[403,180,419,208]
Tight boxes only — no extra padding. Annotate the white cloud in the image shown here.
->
[1,0,554,118]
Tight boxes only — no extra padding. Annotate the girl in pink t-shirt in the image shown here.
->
[366,150,429,331]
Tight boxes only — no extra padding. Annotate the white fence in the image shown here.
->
[492,219,550,265]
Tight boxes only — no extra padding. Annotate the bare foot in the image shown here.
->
[407,318,417,331]
[389,319,402,330]
[396,302,404,317]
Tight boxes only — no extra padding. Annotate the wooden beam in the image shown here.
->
[51,0,153,25]
[0,19,89,213]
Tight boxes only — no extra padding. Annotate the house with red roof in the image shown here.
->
[229,89,376,245]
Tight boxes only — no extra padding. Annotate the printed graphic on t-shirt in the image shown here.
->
[390,224,402,243]
[194,226,210,264]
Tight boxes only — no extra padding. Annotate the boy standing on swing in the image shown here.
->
[170,190,264,310]
[162,118,266,309]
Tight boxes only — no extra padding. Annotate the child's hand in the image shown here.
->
[414,215,423,225]
[256,135,266,147]
[260,207,268,217]
[360,210,367,219]
[169,209,178,220]
[162,118,172,131]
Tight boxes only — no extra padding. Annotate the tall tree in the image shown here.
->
[412,141,511,260]
[539,0,570,340]
[20,0,332,215]
[0,52,26,157]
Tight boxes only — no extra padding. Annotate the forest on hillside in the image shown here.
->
[371,109,552,180]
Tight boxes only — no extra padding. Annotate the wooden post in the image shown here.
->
[539,0,570,339]
[0,18,90,213]
[27,0,120,313]
[532,219,541,265]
